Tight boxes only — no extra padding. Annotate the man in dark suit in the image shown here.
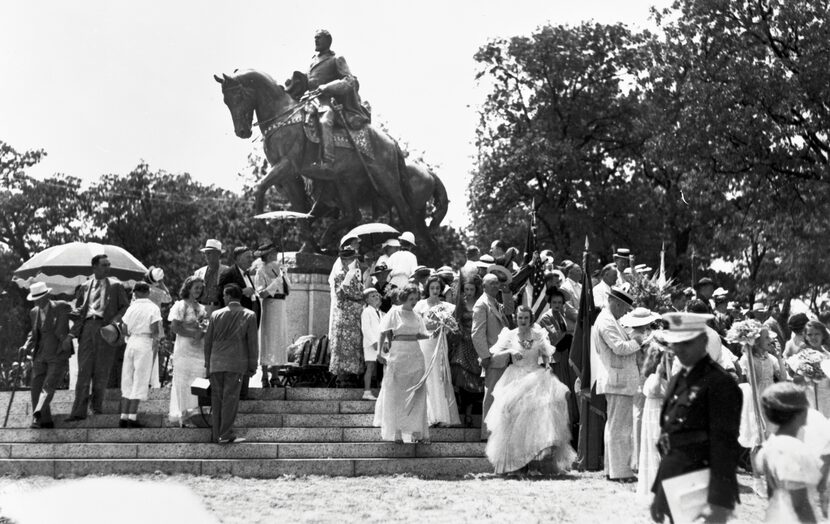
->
[219,246,259,400]
[20,282,73,428]
[204,284,258,444]
[651,312,742,523]
[219,246,260,320]
[66,254,129,421]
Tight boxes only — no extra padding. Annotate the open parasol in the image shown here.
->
[13,242,148,299]
[253,210,312,264]
[344,222,399,248]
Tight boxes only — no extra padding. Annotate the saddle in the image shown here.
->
[302,107,375,160]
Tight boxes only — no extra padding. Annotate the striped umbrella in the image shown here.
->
[12,242,148,299]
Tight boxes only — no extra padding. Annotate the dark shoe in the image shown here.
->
[218,436,245,444]
[610,476,637,484]
[40,421,54,429]
[29,419,42,429]
[127,420,144,428]
[119,419,129,428]
[64,416,86,423]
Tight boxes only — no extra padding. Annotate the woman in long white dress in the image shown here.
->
[373,284,431,443]
[167,277,207,427]
[413,276,460,427]
[254,243,290,385]
[485,305,576,474]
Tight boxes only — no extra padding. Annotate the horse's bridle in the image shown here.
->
[223,82,306,131]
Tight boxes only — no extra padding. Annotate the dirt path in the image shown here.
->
[0,471,767,523]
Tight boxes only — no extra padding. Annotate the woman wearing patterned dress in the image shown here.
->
[449,275,484,427]
[254,243,290,386]
[167,277,207,427]
[414,276,460,427]
[328,247,365,384]
[373,284,431,442]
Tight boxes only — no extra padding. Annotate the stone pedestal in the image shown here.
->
[285,272,331,343]
[283,251,336,343]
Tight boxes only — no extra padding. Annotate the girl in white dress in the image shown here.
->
[373,285,431,443]
[167,277,207,427]
[756,382,823,523]
[485,306,575,474]
[413,276,460,427]
[636,342,671,498]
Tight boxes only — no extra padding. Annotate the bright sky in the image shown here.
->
[1,0,667,227]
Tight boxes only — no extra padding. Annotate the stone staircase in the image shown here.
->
[0,388,490,478]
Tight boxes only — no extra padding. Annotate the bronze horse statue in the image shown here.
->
[214,69,448,251]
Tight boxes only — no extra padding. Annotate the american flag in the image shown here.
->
[520,211,549,320]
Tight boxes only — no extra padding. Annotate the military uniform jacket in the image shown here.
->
[307,50,370,123]
[652,355,742,511]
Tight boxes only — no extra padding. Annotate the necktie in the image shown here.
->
[92,280,103,311]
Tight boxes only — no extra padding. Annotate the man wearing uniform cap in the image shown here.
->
[592,285,643,483]
[650,312,741,523]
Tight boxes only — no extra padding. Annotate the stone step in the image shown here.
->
[9,399,378,417]
[0,387,379,404]
[0,441,485,459]
[0,427,483,443]
[0,457,493,478]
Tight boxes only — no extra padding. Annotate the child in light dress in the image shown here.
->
[636,342,671,498]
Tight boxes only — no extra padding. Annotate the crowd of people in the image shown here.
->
[16,231,830,522]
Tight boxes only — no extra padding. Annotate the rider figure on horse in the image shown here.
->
[306,29,371,169]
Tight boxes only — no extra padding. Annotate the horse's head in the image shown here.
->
[214,72,255,139]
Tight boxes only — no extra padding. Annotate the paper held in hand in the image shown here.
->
[662,468,711,524]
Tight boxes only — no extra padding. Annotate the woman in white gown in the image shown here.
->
[373,285,431,443]
[167,277,207,427]
[254,243,290,385]
[413,276,460,427]
[485,305,576,474]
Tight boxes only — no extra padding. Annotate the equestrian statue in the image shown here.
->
[214,29,448,252]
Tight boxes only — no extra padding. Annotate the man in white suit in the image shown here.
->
[591,286,644,483]
[471,273,514,440]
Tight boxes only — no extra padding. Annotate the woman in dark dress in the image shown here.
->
[449,274,484,427]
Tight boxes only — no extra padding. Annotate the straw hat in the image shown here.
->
[398,231,416,246]
[487,264,513,285]
[100,323,125,346]
[619,307,661,328]
[26,282,52,302]
[199,239,223,253]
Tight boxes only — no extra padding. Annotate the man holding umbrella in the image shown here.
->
[66,254,129,421]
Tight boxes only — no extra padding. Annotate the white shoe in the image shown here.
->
[362,391,377,400]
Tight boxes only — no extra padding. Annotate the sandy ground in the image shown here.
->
[0,471,767,524]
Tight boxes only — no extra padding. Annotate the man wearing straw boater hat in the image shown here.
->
[194,239,229,316]
[20,282,73,428]
[592,285,644,483]
[650,312,741,524]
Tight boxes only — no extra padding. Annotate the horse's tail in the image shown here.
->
[428,171,449,232]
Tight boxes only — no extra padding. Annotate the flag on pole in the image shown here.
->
[517,201,549,320]
[568,240,606,471]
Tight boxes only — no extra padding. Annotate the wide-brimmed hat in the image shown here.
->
[371,262,389,276]
[200,239,223,253]
[99,323,125,346]
[26,282,52,302]
[339,233,361,249]
[608,286,634,308]
[657,312,713,343]
[620,307,661,328]
[381,239,401,249]
[635,264,653,274]
[410,265,431,277]
[146,266,165,284]
[487,264,513,285]
[613,248,631,261]
[476,254,495,269]
[436,265,454,279]
[398,231,416,246]
[694,277,715,289]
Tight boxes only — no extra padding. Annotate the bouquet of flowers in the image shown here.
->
[786,349,827,383]
[425,307,459,337]
[725,319,764,346]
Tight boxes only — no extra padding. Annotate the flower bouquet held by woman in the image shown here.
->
[785,320,830,417]
[484,306,576,475]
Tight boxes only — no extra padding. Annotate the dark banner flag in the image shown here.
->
[568,243,606,471]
